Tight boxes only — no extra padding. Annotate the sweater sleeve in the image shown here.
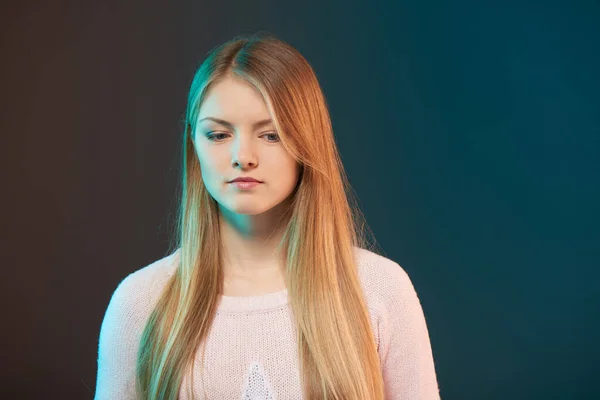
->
[94,272,149,400]
[378,263,441,400]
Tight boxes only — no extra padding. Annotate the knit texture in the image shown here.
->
[94,247,441,399]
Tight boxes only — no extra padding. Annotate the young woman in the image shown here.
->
[95,33,441,400]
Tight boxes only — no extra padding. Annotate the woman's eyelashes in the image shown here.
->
[205,132,280,143]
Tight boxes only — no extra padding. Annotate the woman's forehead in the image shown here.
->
[197,81,273,127]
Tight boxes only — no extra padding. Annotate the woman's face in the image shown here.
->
[193,75,301,216]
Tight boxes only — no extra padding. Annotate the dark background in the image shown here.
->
[1,0,599,399]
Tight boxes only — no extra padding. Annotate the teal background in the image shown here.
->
[1,0,598,398]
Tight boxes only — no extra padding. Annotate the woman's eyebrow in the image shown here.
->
[198,117,273,129]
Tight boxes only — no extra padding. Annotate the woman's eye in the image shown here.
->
[264,133,280,142]
[206,133,228,141]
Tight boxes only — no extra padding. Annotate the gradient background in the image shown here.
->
[1,0,599,399]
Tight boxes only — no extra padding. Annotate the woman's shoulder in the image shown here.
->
[95,249,181,398]
[101,249,180,329]
[113,249,179,299]
[353,246,409,285]
[353,245,416,308]
[125,249,180,285]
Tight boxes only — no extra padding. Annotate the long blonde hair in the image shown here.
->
[136,32,385,399]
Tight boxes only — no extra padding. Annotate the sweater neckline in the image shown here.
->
[217,287,289,313]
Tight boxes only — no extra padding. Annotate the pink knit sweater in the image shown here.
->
[94,247,441,399]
